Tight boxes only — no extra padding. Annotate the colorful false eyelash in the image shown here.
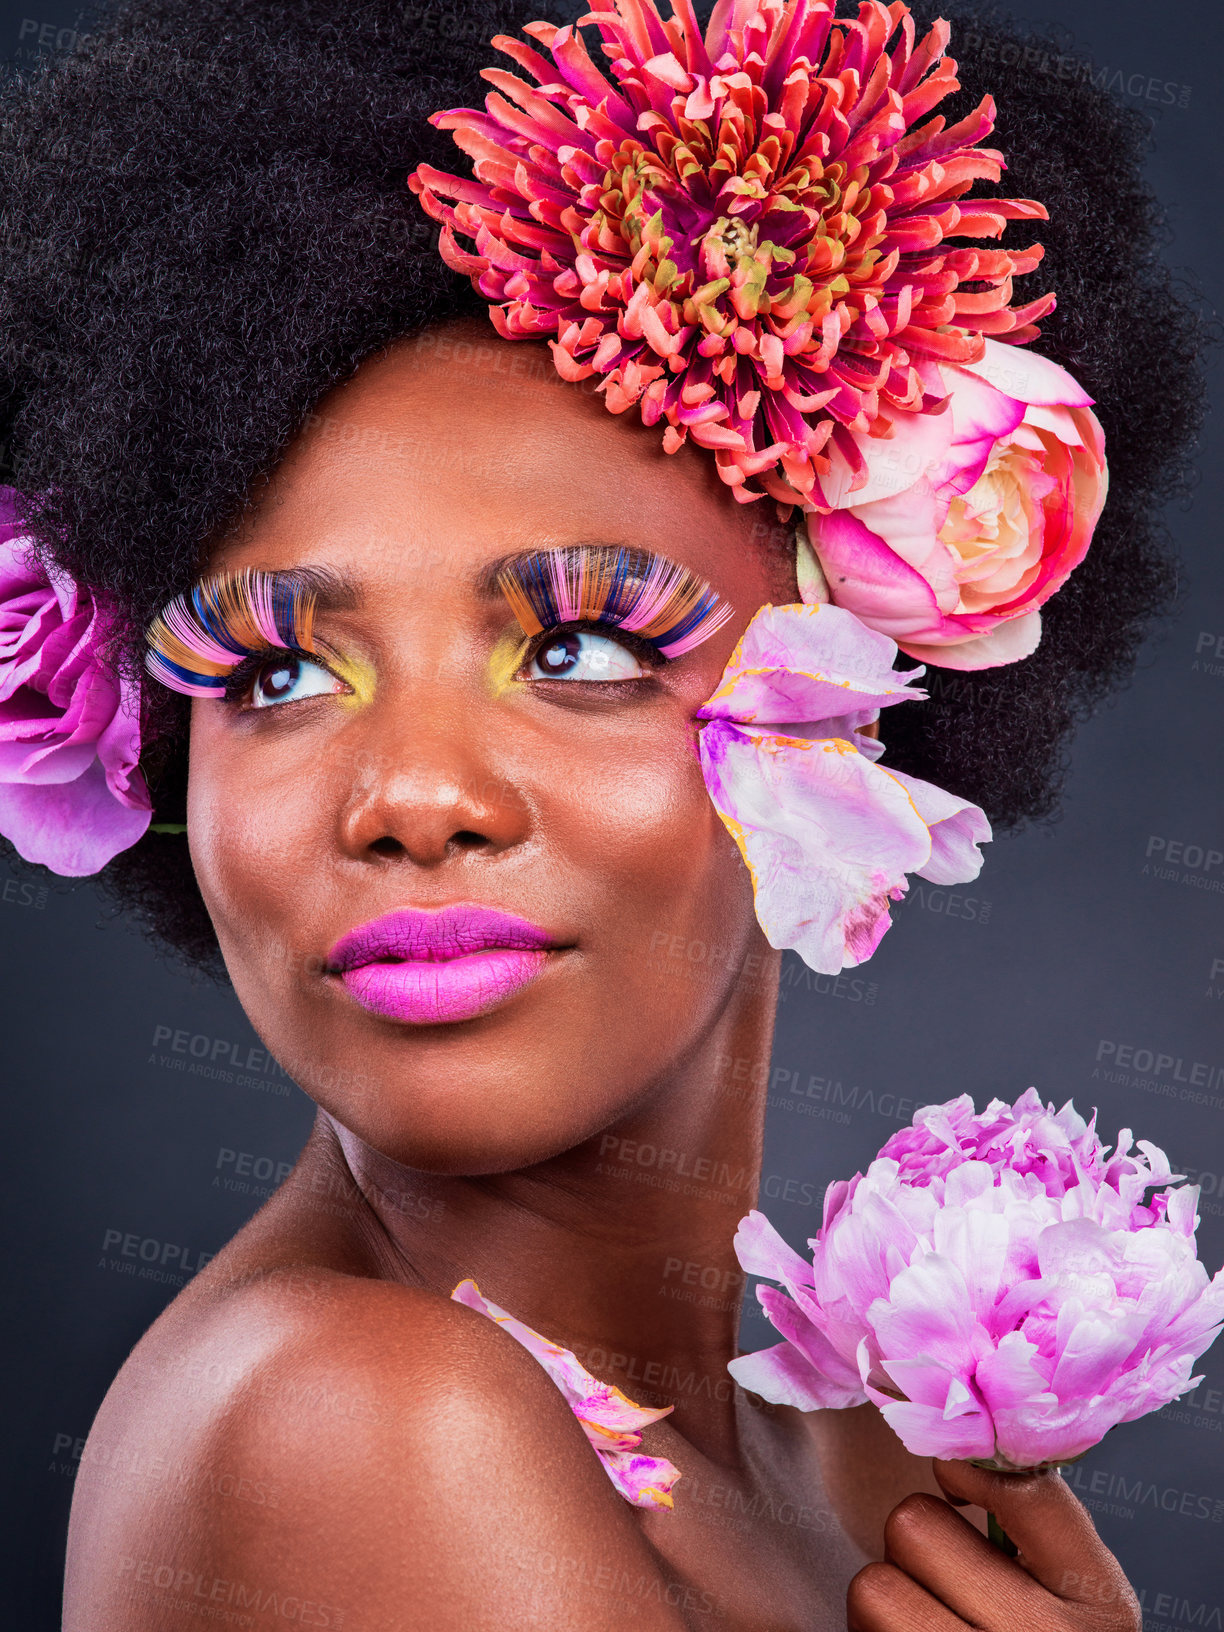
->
[145,569,319,697]
[498,548,732,660]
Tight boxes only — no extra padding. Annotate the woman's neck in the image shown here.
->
[311,947,782,1463]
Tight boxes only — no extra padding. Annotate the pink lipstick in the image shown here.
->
[326,904,555,1025]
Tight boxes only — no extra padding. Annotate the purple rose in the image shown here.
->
[0,489,150,875]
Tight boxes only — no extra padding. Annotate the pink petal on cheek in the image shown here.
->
[695,603,991,974]
[884,769,990,884]
[697,601,919,726]
[698,720,932,974]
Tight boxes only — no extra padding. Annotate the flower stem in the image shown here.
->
[987,1511,1018,1557]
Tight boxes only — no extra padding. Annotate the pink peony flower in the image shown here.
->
[805,339,1109,669]
[729,1090,1224,1470]
[452,1279,681,1508]
[696,600,989,974]
[0,489,150,876]
[409,0,1053,507]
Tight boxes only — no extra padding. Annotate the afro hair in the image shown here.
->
[0,0,1207,973]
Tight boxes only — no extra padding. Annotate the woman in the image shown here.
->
[0,0,1203,1626]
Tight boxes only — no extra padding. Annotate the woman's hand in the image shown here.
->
[847,1459,1142,1632]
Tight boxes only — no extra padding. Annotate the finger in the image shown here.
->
[933,1460,1138,1611]
[847,1560,970,1632]
[882,1493,1051,1630]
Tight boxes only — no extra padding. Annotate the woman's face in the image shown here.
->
[187,323,794,1174]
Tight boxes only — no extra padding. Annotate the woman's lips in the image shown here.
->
[325,904,556,1025]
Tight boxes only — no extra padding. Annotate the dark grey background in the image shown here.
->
[1,0,1220,1624]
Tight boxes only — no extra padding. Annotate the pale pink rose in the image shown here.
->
[729,1091,1224,1471]
[806,341,1108,670]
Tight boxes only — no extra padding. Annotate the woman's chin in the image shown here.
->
[316,1073,632,1181]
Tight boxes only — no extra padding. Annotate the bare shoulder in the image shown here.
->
[65,1268,684,1632]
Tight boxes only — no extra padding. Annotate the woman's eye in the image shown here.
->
[525,629,646,682]
[249,653,344,709]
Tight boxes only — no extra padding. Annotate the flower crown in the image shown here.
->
[411,0,1107,669]
[0,0,1109,980]
[410,0,1053,504]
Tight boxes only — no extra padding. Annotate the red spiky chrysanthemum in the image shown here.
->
[409,0,1055,507]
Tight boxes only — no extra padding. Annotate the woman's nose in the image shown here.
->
[333,699,533,869]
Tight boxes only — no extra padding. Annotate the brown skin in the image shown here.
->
[64,323,1142,1632]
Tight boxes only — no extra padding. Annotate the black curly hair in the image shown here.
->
[0,0,1206,974]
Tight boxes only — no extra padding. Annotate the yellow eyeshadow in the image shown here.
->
[486,630,531,697]
[329,651,377,708]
